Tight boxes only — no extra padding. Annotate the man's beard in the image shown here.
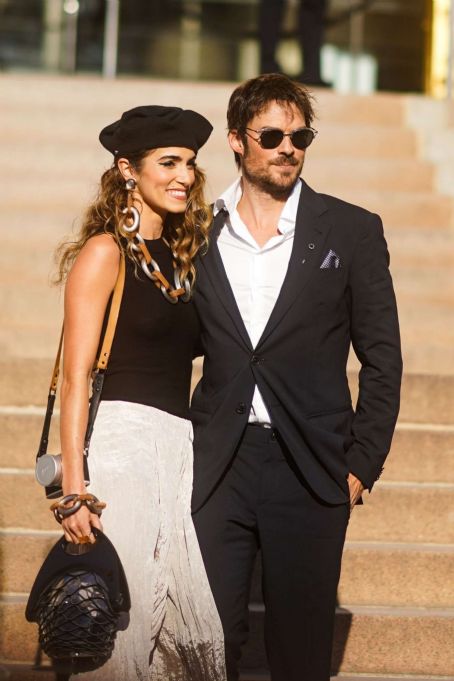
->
[242,155,303,201]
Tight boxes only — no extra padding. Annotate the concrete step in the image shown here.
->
[0,361,55,407]
[1,362,453,424]
[346,482,454,543]
[0,207,82,247]
[383,426,454,484]
[1,670,450,681]
[1,277,453,371]
[203,153,435,198]
[0,531,60,595]
[242,605,454,677]
[248,541,454,609]
[3,244,454,294]
[3,227,454,367]
[0,74,410,127]
[387,230,454,269]
[0,75,232,127]
[3,187,450,232]
[393,269,454,305]
[3,309,454,374]
[0,123,421,162]
[2,222,454,274]
[420,126,454,198]
[332,190,453,231]
[2,153,435,201]
[395,306,454,376]
[3,110,413,186]
[2,669,450,681]
[349,373,454,426]
[1,469,453,542]
[338,542,454,608]
[3,596,453,676]
[394,332,454,378]
[7,241,453,303]
[3,529,451,609]
[5,245,454,297]
[244,676,454,681]
[313,123,418,159]
[2,411,453,483]
[9,668,445,681]
[0,410,60,470]
[306,158,434,193]
[0,325,62,361]
[0,287,62,325]
[406,373,453,424]
[0,664,54,681]
[4,141,447,220]
[3,275,453,336]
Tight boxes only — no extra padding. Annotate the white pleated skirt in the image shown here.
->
[74,400,226,681]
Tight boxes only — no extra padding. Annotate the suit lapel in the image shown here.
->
[199,210,253,350]
[255,180,333,349]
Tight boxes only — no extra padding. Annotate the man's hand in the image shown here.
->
[347,472,364,511]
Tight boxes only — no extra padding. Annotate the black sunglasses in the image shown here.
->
[245,126,318,150]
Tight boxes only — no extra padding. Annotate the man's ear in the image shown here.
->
[117,157,136,182]
[228,130,245,157]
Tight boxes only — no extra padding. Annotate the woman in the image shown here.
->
[55,106,226,680]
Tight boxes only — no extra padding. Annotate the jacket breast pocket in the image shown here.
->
[312,268,347,307]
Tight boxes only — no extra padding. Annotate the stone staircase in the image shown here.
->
[1,74,453,680]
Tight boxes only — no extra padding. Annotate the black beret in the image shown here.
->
[99,105,213,156]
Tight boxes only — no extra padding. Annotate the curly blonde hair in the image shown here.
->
[55,149,211,286]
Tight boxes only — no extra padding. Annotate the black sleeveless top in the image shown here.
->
[101,237,200,419]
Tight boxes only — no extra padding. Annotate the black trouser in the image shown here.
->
[259,0,327,81]
[193,424,349,681]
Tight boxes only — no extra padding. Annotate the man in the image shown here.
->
[259,0,329,86]
[191,73,402,681]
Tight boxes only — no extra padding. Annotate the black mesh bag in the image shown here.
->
[26,529,130,674]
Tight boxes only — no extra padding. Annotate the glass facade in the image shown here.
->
[0,0,446,93]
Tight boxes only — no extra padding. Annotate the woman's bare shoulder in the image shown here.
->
[67,233,120,289]
[79,233,120,264]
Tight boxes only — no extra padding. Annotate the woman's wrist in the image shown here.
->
[61,455,88,496]
[62,481,88,496]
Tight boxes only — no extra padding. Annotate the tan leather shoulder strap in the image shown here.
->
[96,252,126,371]
[49,326,64,394]
[38,252,126,463]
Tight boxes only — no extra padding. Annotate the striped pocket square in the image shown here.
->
[320,249,341,269]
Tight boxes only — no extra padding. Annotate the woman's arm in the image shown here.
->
[60,234,120,543]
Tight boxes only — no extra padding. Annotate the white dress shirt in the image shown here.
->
[214,177,302,424]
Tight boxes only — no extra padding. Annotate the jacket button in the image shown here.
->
[235,402,247,414]
[251,354,261,365]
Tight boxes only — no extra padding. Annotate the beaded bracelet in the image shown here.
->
[50,493,106,524]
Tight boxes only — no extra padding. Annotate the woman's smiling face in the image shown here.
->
[132,147,197,218]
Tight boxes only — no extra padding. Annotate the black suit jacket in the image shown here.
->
[190,180,402,512]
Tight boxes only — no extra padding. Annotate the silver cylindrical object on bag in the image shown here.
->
[35,454,62,487]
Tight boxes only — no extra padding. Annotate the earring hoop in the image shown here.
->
[121,206,140,233]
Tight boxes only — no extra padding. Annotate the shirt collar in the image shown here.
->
[214,177,302,236]
[214,178,242,217]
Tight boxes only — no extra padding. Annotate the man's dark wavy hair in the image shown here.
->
[227,73,316,168]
